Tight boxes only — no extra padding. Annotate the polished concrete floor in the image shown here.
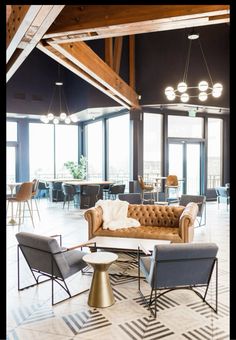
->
[7,199,229,339]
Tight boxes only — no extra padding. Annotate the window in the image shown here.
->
[55,124,78,178]
[168,115,203,138]
[85,121,103,180]
[207,118,223,188]
[7,121,17,141]
[107,114,130,190]
[6,121,18,185]
[7,146,16,184]
[29,123,54,180]
[143,113,163,182]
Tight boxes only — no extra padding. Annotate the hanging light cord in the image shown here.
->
[62,88,71,115]
[198,38,214,87]
[183,39,192,83]
[48,86,56,114]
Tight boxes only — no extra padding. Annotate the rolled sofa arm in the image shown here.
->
[179,202,199,243]
[84,206,103,239]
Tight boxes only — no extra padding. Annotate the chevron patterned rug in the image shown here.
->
[7,251,229,340]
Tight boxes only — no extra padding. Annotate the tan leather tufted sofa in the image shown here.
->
[84,202,199,243]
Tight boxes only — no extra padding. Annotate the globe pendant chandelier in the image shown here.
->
[165,31,223,103]
[40,64,79,124]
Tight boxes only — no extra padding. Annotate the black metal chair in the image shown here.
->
[138,242,218,318]
[179,194,206,227]
[108,184,125,199]
[37,181,50,200]
[62,183,77,209]
[50,182,63,202]
[215,186,230,211]
[80,185,100,209]
[102,184,112,200]
[15,232,96,305]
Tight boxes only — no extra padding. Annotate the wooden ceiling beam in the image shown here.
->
[46,41,139,108]
[43,5,229,43]
[37,42,134,110]
[129,36,135,90]
[113,37,123,74]
[105,38,113,68]
[6,5,65,82]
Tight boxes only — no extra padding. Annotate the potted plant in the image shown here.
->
[64,155,87,180]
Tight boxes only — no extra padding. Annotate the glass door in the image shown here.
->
[168,140,203,195]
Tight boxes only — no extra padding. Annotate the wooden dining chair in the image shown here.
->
[7,182,35,229]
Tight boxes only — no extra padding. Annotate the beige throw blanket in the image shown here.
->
[95,199,140,230]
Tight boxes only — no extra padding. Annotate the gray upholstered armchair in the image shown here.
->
[15,232,96,305]
[138,242,218,318]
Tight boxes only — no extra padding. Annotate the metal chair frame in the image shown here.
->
[17,235,96,305]
[137,247,218,319]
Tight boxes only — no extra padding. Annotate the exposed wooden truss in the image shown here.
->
[6,5,64,82]
[42,40,139,108]
[37,42,135,109]
[43,5,229,44]
[7,4,230,110]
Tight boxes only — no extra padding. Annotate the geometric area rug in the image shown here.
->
[7,252,229,340]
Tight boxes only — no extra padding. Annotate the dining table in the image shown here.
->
[45,179,114,202]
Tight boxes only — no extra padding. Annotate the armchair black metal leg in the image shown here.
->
[138,247,140,290]
[17,245,42,291]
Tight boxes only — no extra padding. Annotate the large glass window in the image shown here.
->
[168,115,203,138]
[108,114,130,190]
[207,118,223,188]
[7,146,16,185]
[6,121,18,187]
[143,113,162,182]
[55,125,78,178]
[85,121,103,180]
[7,121,17,141]
[29,123,54,180]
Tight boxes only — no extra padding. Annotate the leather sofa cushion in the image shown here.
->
[93,225,183,243]
[127,204,184,227]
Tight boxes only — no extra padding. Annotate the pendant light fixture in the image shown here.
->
[40,64,79,124]
[165,30,223,103]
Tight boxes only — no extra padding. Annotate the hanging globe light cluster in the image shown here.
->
[164,32,223,103]
[40,66,80,124]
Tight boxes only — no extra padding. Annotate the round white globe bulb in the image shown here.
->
[177,82,187,93]
[198,81,208,92]
[199,92,208,101]
[65,117,71,124]
[180,93,189,103]
[165,86,174,96]
[166,92,176,101]
[213,83,223,93]
[212,89,222,98]
[47,113,54,120]
[53,117,59,124]
[60,112,67,120]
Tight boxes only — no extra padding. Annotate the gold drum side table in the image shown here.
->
[83,252,118,308]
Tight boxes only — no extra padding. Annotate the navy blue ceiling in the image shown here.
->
[6,23,229,115]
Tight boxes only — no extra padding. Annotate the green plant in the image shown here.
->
[64,155,87,180]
